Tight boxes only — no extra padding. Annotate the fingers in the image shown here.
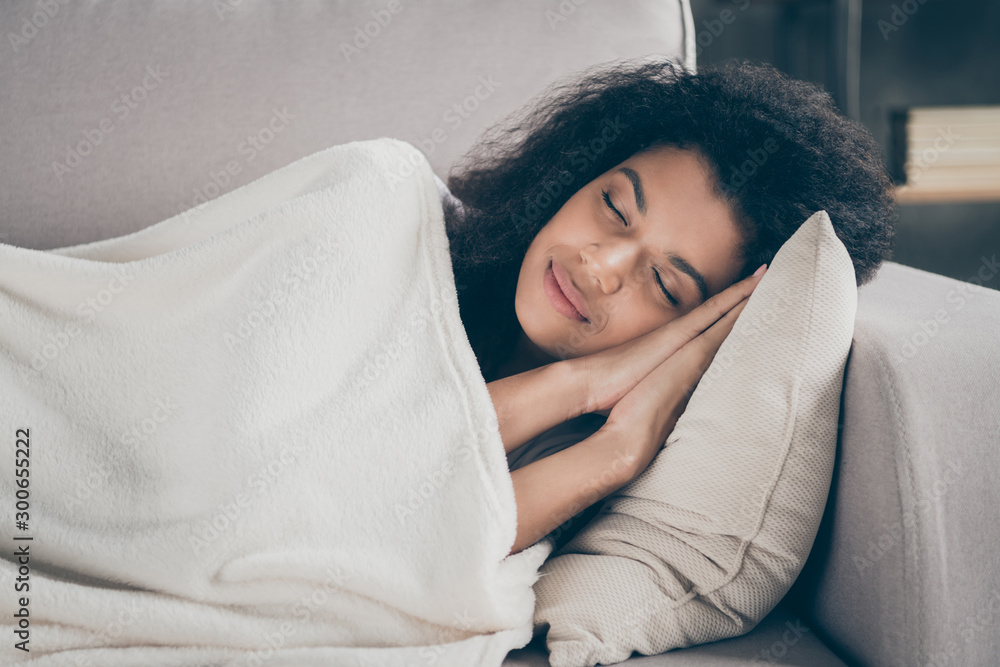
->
[669,266,766,342]
[691,294,749,353]
[610,293,752,431]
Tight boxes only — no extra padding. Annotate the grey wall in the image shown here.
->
[690,0,1000,286]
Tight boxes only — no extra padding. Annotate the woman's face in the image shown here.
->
[514,145,745,362]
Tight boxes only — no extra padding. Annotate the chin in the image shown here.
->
[519,319,559,362]
[515,282,585,363]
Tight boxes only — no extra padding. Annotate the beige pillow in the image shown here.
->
[532,210,858,667]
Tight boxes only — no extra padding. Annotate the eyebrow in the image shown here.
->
[667,252,710,304]
[618,167,646,215]
[618,166,710,304]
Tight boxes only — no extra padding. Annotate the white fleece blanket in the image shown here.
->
[0,137,552,666]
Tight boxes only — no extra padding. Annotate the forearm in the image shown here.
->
[486,360,588,455]
[507,426,638,556]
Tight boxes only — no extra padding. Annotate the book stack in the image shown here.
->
[891,105,1000,204]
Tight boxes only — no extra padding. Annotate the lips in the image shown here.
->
[544,258,589,323]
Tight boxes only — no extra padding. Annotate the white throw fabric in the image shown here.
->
[0,138,551,666]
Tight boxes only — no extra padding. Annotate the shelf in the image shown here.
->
[891,105,1000,205]
[894,184,1000,204]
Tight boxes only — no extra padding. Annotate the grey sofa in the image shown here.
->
[2,2,997,665]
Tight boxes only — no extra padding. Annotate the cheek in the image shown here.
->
[541,198,592,240]
[594,290,675,346]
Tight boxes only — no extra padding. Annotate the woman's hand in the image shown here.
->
[572,266,766,419]
[602,292,750,477]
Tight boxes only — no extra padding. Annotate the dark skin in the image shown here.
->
[488,145,770,555]
[500,144,746,379]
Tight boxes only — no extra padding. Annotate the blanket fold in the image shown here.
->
[0,137,552,666]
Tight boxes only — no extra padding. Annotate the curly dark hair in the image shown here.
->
[441,57,897,383]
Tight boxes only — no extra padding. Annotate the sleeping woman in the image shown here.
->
[437,57,896,556]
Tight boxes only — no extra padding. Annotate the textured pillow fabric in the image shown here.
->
[531,210,858,667]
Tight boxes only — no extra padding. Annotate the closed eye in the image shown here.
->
[653,269,679,307]
[602,189,678,308]
[602,189,628,226]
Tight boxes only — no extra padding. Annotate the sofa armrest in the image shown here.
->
[789,260,1000,667]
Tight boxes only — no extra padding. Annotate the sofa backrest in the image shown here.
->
[0,0,693,251]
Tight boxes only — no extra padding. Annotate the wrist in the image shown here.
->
[579,425,645,486]
[586,419,637,482]
[487,357,594,456]
[601,408,679,481]
[552,356,591,422]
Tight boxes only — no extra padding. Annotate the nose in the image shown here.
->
[580,243,628,295]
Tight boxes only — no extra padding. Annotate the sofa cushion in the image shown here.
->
[504,600,849,666]
[0,0,691,251]
[531,210,857,667]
